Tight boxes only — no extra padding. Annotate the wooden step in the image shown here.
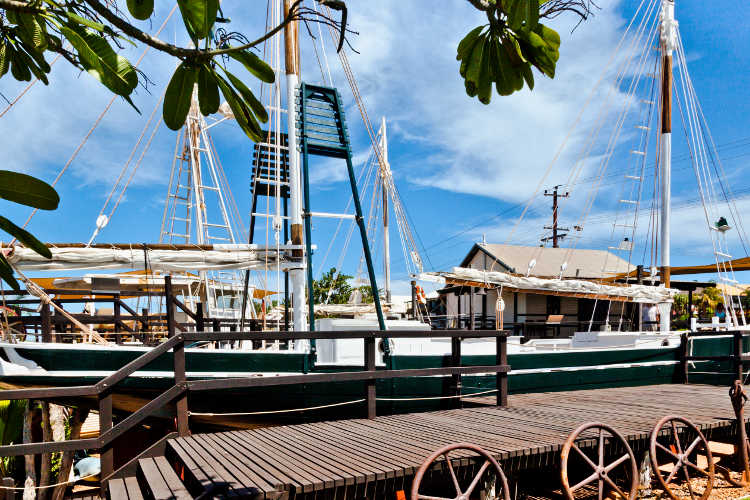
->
[108,476,144,500]
[166,439,231,497]
[708,441,736,456]
[136,456,193,500]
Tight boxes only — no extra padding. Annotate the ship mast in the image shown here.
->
[380,117,392,304]
[659,0,676,289]
[284,0,307,331]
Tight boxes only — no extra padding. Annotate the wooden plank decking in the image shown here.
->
[151,384,745,499]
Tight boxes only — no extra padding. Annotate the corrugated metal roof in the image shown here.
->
[465,243,636,279]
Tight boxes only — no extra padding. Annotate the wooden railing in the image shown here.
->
[680,331,750,384]
[0,329,509,488]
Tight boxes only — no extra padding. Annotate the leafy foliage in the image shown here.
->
[0,400,26,477]
[0,170,59,290]
[312,267,354,305]
[458,0,568,103]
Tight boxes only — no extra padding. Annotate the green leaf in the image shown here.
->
[224,69,268,123]
[506,0,539,31]
[0,255,20,291]
[0,215,51,259]
[14,13,47,52]
[197,65,220,116]
[521,62,534,90]
[457,25,486,61]
[9,47,31,82]
[126,0,155,21]
[534,23,560,50]
[65,12,105,32]
[61,25,138,97]
[228,49,275,84]
[0,42,10,78]
[0,170,59,210]
[15,47,48,85]
[477,39,494,104]
[177,0,219,40]
[163,62,198,130]
[464,33,487,93]
[214,72,262,141]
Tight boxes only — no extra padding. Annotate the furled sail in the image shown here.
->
[4,244,302,272]
[423,267,677,303]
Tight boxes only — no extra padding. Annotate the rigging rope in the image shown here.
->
[14,5,179,239]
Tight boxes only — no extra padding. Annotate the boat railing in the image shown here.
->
[0,328,510,487]
[0,278,265,344]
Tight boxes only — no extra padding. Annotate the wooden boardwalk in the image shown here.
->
[111,384,744,499]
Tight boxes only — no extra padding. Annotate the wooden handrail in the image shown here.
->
[0,328,511,482]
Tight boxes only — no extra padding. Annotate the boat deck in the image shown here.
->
[116,384,742,500]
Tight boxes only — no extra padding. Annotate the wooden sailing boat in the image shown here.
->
[0,0,745,424]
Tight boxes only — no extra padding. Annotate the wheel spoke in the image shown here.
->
[665,462,682,485]
[683,466,696,500]
[656,442,682,461]
[443,454,462,496]
[598,477,603,500]
[598,428,605,468]
[683,459,710,477]
[605,454,631,473]
[418,495,453,500]
[464,460,490,497]
[603,474,629,500]
[671,421,684,455]
[683,436,703,458]
[570,471,599,492]
[573,444,599,471]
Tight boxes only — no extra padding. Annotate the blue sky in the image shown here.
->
[2,0,750,297]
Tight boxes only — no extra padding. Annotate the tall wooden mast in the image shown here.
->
[284,0,307,330]
[659,0,676,331]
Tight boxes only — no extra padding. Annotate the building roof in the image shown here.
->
[461,243,636,280]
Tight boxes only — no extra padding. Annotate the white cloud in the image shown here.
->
[325,0,636,203]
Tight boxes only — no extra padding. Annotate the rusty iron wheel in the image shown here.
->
[560,422,638,500]
[649,415,715,500]
[410,443,510,500]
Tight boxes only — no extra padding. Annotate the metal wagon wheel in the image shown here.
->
[410,443,510,500]
[649,415,714,500]
[560,422,638,500]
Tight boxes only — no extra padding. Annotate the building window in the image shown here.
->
[547,296,561,315]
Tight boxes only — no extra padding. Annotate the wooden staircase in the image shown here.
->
[107,437,271,500]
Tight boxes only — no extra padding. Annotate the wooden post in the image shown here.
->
[114,294,122,345]
[497,334,508,407]
[513,292,518,336]
[173,334,190,436]
[679,332,689,384]
[195,302,204,333]
[1,477,15,500]
[469,288,475,331]
[365,335,376,419]
[734,331,744,382]
[165,276,176,338]
[41,303,51,343]
[141,308,149,343]
[451,335,462,408]
[98,392,114,489]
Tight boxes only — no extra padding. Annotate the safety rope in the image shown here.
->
[0,473,98,491]
[187,389,501,417]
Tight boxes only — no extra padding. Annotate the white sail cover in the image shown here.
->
[5,245,298,272]
[423,267,677,303]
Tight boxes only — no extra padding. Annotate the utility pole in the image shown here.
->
[541,185,570,248]
[284,0,307,331]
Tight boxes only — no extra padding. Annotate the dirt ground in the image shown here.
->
[641,471,750,500]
